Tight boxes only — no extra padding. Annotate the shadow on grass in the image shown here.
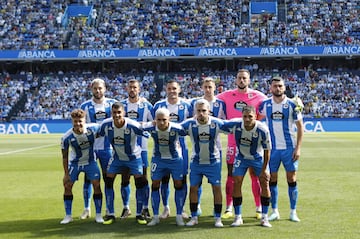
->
[0,216,263,238]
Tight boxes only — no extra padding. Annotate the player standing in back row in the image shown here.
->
[80,78,116,219]
[119,78,153,220]
[153,79,193,219]
[189,77,226,216]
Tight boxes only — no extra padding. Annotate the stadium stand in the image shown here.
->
[0,0,359,49]
[0,0,359,121]
[1,67,359,121]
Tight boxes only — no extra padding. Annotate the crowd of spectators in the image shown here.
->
[0,0,359,50]
[0,0,359,121]
[7,71,157,121]
[1,67,359,121]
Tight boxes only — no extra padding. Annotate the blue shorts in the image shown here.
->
[69,161,101,183]
[151,157,184,181]
[95,149,112,171]
[189,161,222,186]
[233,158,267,177]
[141,150,149,168]
[107,157,143,176]
[179,137,189,175]
[270,149,298,173]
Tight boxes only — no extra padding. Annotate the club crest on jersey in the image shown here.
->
[248,93,254,98]
[253,132,258,138]
[95,111,107,120]
[234,101,247,112]
[198,132,211,141]
[214,102,219,107]
[85,130,93,136]
[210,123,216,129]
[169,113,179,122]
[170,131,176,136]
[179,105,184,110]
[271,111,284,120]
[139,103,145,108]
[240,137,252,147]
[114,136,125,144]
[79,140,91,149]
[158,138,169,145]
[125,129,131,134]
[284,104,289,109]
[127,110,139,119]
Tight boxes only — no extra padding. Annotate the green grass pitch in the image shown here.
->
[0,132,359,239]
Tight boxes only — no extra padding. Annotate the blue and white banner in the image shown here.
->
[303,118,360,132]
[0,120,71,134]
[0,118,359,134]
[0,45,359,61]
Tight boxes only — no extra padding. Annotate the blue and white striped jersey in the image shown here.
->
[259,97,302,150]
[221,119,271,161]
[153,98,193,123]
[98,117,149,161]
[181,116,224,164]
[61,123,99,166]
[191,97,226,150]
[190,97,226,119]
[120,98,153,150]
[143,122,187,160]
[80,98,117,150]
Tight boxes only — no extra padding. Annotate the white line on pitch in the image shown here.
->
[0,144,57,156]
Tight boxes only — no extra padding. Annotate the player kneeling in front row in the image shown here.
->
[143,108,187,226]
[60,109,103,224]
[221,106,272,227]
